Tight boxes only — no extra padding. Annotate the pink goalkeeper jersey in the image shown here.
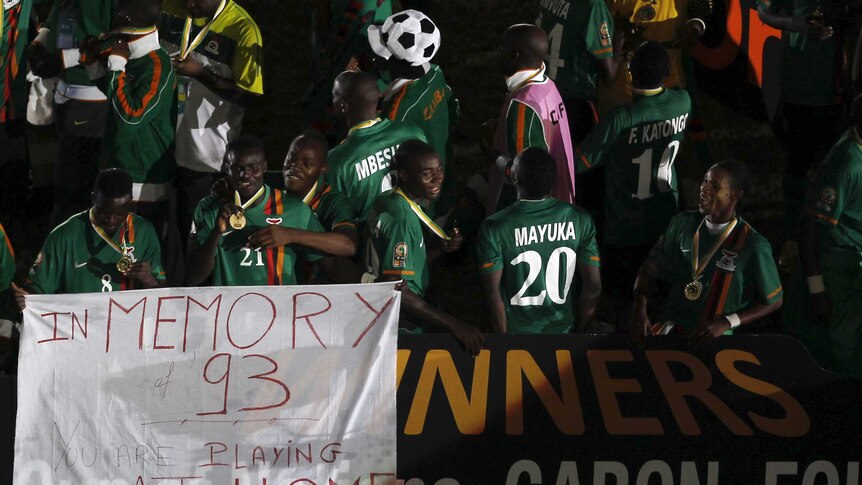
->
[488,75,576,215]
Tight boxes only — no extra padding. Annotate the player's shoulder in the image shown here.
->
[386,118,426,140]
[736,217,770,249]
[662,87,693,108]
[668,211,700,231]
[195,194,225,214]
[48,211,89,239]
[129,213,158,234]
[217,1,263,46]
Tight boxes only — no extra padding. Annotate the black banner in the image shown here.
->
[397,335,862,484]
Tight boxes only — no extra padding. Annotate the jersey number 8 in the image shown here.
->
[510,247,577,306]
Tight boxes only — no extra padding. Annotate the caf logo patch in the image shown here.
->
[599,21,611,48]
[392,242,408,268]
[816,187,837,213]
[716,249,738,272]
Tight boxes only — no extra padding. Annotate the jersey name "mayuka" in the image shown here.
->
[540,0,571,19]
[355,145,398,181]
[514,221,577,247]
[628,113,688,144]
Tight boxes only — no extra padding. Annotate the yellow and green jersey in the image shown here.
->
[192,186,324,286]
[1,0,33,121]
[648,212,783,332]
[536,0,614,101]
[29,210,165,294]
[365,190,431,298]
[758,0,840,106]
[324,118,427,224]
[576,87,692,247]
[476,198,600,334]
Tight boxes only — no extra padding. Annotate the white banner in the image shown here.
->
[14,283,400,485]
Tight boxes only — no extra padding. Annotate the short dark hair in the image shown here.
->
[225,135,266,165]
[93,168,133,199]
[296,130,329,153]
[630,41,670,89]
[393,139,438,171]
[515,147,556,198]
[714,159,752,196]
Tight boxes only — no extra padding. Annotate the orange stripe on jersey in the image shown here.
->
[516,103,526,153]
[274,190,284,284]
[383,270,415,275]
[590,256,601,261]
[766,286,783,300]
[575,147,591,168]
[480,262,494,269]
[387,85,410,120]
[593,47,612,55]
[332,221,356,229]
[0,224,14,258]
[806,208,839,225]
[126,214,135,243]
[116,52,163,117]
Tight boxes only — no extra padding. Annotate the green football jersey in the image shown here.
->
[193,186,324,286]
[365,190,431,298]
[759,0,839,106]
[649,212,783,332]
[44,0,117,87]
[382,65,456,164]
[806,128,862,253]
[576,87,692,247]
[1,0,34,121]
[30,210,165,294]
[537,0,614,101]
[476,198,601,334]
[324,118,427,224]
[306,182,356,233]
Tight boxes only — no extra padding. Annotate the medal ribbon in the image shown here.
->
[348,118,382,136]
[179,0,227,60]
[234,185,266,211]
[394,188,450,241]
[301,181,319,206]
[691,217,738,282]
[109,25,157,36]
[89,209,133,257]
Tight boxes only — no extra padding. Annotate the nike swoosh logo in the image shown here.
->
[681,249,691,252]
[75,261,87,268]
[73,120,88,126]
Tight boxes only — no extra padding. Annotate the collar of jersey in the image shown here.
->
[506,63,546,92]
[384,78,415,102]
[126,30,161,60]
[632,86,664,97]
[239,185,270,214]
[348,118,385,136]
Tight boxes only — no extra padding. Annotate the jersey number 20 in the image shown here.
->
[510,247,577,306]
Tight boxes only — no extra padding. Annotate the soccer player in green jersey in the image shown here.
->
[188,136,325,287]
[784,97,862,376]
[324,70,427,225]
[477,147,601,334]
[15,169,165,305]
[366,140,483,355]
[369,11,459,214]
[576,41,692,324]
[631,160,783,341]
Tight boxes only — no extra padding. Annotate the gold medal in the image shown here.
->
[116,255,133,273]
[229,212,246,230]
[684,280,703,301]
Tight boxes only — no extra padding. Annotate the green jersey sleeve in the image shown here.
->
[750,237,783,305]
[807,155,858,228]
[645,213,685,282]
[476,220,503,273]
[575,107,625,173]
[192,198,215,246]
[584,0,614,59]
[576,210,601,267]
[379,215,425,295]
[29,231,63,295]
[134,217,166,281]
[506,100,548,155]
[318,189,357,232]
[298,205,326,263]
[104,52,176,131]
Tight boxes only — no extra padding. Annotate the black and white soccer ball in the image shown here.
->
[368,10,440,67]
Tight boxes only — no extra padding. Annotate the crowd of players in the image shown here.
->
[0,0,859,377]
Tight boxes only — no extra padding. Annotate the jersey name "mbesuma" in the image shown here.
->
[515,221,577,247]
[628,114,689,144]
[540,0,570,18]
[355,145,399,181]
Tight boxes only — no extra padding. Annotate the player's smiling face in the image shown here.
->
[92,194,132,236]
[401,152,444,200]
[227,150,266,201]
[699,166,738,223]
[283,139,327,197]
